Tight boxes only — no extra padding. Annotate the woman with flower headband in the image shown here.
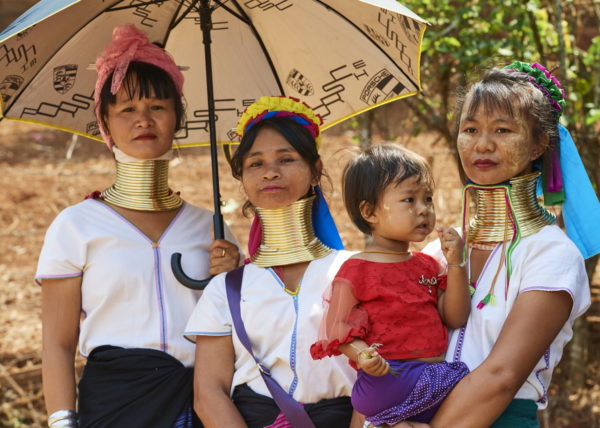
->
[184,96,358,428]
[36,25,241,428]
[388,62,598,428]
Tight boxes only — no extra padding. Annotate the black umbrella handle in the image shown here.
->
[172,0,226,291]
[171,212,225,290]
[171,252,210,290]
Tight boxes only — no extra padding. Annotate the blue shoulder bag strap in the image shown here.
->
[225,266,316,428]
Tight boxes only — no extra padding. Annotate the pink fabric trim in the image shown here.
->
[247,215,262,260]
[310,324,367,360]
[266,407,305,428]
[94,24,184,149]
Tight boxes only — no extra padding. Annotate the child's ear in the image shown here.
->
[359,200,378,225]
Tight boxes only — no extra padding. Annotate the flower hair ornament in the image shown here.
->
[94,24,184,149]
[502,61,600,259]
[504,61,566,116]
[236,96,343,263]
[236,96,324,149]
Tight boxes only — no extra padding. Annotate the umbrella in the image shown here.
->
[0,0,427,287]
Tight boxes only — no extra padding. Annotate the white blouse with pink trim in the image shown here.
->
[424,225,590,409]
[36,198,240,367]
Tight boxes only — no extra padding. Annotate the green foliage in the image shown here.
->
[398,0,599,193]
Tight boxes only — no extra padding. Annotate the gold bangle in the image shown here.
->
[447,260,466,268]
[348,342,370,359]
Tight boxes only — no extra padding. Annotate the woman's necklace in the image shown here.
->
[361,250,411,255]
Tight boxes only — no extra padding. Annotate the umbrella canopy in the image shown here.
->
[0,0,427,287]
[0,0,427,148]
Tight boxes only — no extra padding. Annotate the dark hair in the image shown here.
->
[455,68,559,155]
[343,143,434,235]
[98,61,185,134]
[229,117,323,215]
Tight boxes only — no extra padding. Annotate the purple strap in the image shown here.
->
[225,267,316,428]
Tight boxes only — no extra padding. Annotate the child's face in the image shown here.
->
[457,100,545,185]
[365,176,435,244]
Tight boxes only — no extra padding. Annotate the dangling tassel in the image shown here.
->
[469,283,476,297]
[476,293,497,309]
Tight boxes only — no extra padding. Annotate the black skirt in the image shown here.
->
[78,345,202,428]
[232,383,353,428]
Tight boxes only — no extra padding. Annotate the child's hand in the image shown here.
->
[356,346,390,377]
[437,227,464,266]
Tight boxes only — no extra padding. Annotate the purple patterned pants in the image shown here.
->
[351,360,469,425]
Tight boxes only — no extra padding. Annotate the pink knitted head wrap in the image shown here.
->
[94,24,184,149]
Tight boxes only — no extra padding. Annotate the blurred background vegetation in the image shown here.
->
[1,0,598,426]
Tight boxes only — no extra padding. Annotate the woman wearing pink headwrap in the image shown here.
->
[36,24,240,428]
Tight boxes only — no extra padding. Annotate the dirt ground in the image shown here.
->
[0,120,598,427]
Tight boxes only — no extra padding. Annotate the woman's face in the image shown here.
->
[457,99,545,185]
[104,83,176,159]
[241,126,319,210]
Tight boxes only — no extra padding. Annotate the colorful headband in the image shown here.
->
[504,61,566,116]
[235,96,323,149]
[94,24,184,149]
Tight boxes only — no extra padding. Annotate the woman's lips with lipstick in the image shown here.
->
[135,133,156,140]
[261,185,283,192]
[474,159,497,168]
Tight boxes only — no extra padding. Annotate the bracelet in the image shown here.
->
[348,342,370,359]
[48,409,78,428]
[50,421,78,428]
[447,260,466,268]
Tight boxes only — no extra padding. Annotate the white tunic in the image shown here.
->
[185,250,357,403]
[424,225,590,408]
[36,199,239,367]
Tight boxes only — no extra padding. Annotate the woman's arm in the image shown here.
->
[194,335,247,427]
[431,289,573,428]
[41,277,82,414]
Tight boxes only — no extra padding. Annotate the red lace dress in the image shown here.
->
[310,252,448,368]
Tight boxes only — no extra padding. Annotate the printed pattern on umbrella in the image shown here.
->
[0,0,428,148]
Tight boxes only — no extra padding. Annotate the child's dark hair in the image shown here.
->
[455,68,559,154]
[343,143,434,235]
[229,117,323,215]
[98,61,185,133]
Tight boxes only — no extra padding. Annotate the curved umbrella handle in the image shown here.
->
[171,252,212,290]
[172,0,224,292]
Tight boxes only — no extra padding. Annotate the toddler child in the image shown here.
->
[311,143,471,426]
